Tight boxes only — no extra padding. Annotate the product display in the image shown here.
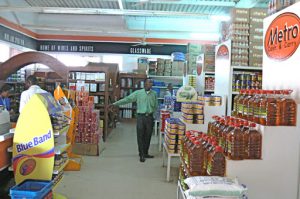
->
[268,0,295,15]
[198,96,222,106]
[164,118,186,153]
[207,116,262,160]
[232,89,297,126]
[204,76,215,91]
[182,102,204,124]
[232,71,262,92]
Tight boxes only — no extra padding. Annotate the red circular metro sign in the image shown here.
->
[264,12,300,61]
[216,45,229,59]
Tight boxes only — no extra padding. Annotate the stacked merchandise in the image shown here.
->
[171,52,185,76]
[205,76,215,91]
[51,112,69,133]
[249,9,267,67]
[54,151,68,172]
[232,89,297,126]
[179,130,226,190]
[148,61,157,75]
[164,118,186,153]
[232,71,262,92]
[207,116,262,160]
[182,102,204,124]
[75,91,101,153]
[203,45,216,72]
[6,69,26,82]
[164,96,182,112]
[187,75,197,88]
[268,0,295,15]
[230,8,250,66]
[157,58,165,76]
[187,43,202,74]
[137,57,149,74]
[198,96,222,106]
[119,104,133,118]
[164,59,172,76]
[160,110,171,132]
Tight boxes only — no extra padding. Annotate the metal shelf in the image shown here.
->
[53,159,69,175]
[54,143,71,155]
[54,126,69,137]
[232,66,263,71]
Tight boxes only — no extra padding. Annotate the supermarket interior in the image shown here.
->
[0,0,300,199]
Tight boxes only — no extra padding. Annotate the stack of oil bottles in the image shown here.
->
[232,89,297,126]
[179,115,263,190]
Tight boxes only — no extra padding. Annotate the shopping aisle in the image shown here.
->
[57,120,178,199]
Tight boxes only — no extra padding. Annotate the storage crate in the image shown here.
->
[10,180,53,199]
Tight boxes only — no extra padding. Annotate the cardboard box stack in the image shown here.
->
[164,59,172,76]
[164,118,186,153]
[157,58,165,76]
[148,61,157,75]
[203,45,216,72]
[136,57,149,74]
[249,8,267,67]
[187,43,203,75]
[230,8,250,66]
[74,91,101,156]
[172,61,185,76]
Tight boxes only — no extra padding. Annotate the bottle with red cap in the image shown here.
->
[245,123,262,159]
[180,131,191,159]
[211,116,222,137]
[265,90,278,126]
[207,146,226,176]
[237,90,247,118]
[223,119,236,156]
[188,136,207,176]
[253,90,264,124]
[227,122,245,160]
[258,90,268,125]
[208,116,218,136]
[281,90,297,126]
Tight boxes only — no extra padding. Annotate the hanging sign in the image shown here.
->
[264,12,300,61]
[12,94,55,184]
[216,44,229,59]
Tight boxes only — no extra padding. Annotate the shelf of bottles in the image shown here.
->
[232,89,297,126]
[232,71,262,93]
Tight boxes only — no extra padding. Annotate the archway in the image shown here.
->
[0,51,69,80]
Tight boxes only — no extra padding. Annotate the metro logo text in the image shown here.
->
[265,12,300,61]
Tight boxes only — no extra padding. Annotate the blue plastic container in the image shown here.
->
[10,180,53,199]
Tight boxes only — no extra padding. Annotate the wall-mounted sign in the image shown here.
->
[196,54,204,76]
[264,12,300,61]
[37,41,186,55]
[216,44,229,59]
[0,25,37,49]
[129,47,152,54]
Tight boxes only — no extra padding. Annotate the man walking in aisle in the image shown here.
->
[19,75,48,113]
[110,78,158,162]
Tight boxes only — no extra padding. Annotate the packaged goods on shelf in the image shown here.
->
[232,71,262,92]
[172,61,185,76]
[137,57,149,74]
[232,89,297,126]
[180,130,226,177]
[160,110,171,131]
[207,116,262,160]
[181,102,205,124]
[164,118,186,153]
[205,76,215,91]
[184,176,247,198]
[187,75,197,88]
[198,96,222,106]
[268,0,295,15]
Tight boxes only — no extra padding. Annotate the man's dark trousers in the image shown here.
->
[136,113,154,156]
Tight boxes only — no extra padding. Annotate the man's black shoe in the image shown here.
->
[144,154,154,158]
[140,155,146,162]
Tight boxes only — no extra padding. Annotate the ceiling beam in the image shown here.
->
[0,6,223,17]
[235,0,268,8]
[125,0,236,7]
[118,0,124,10]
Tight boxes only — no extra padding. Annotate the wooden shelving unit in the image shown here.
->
[68,63,119,141]
[118,73,147,119]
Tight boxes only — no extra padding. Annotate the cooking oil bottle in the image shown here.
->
[227,122,245,160]
[246,123,262,159]
[207,146,226,176]
[281,90,297,126]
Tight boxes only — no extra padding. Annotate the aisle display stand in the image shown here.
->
[12,93,71,198]
[214,40,262,115]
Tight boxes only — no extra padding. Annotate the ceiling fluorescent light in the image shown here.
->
[211,15,231,22]
[190,33,220,41]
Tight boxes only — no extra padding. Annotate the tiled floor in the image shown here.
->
[57,120,179,199]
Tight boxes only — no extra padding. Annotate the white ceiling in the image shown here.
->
[0,0,268,42]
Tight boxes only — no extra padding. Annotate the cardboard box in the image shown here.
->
[231,8,250,23]
[72,143,99,156]
[249,42,263,51]
[250,8,267,18]
[250,26,263,34]
[249,59,262,67]
[249,34,263,43]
